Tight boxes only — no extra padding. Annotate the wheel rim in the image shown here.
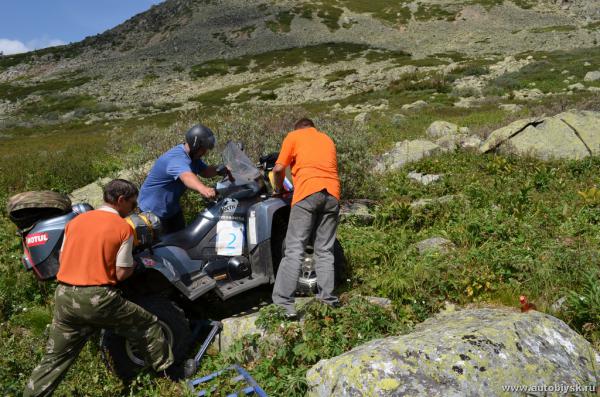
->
[125,320,174,366]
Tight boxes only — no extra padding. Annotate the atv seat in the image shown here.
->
[156,216,209,250]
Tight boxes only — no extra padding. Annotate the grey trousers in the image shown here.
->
[272,190,340,314]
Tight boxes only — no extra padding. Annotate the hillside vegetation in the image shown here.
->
[1,0,599,395]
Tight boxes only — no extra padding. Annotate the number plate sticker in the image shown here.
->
[216,220,244,256]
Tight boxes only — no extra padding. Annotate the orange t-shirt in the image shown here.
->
[276,127,340,206]
[57,208,133,286]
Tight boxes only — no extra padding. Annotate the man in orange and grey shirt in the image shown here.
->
[24,179,185,397]
[271,118,341,318]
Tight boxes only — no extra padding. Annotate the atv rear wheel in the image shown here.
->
[100,296,192,380]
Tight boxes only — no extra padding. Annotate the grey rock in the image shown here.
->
[584,71,600,82]
[401,100,427,110]
[568,82,585,90]
[306,307,600,397]
[426,121,461,139]
[416,237,455,255]
[376,140,440,172]
[499,103,523,113]
[513,88,545,101]
[354,112,370,124]
[340,199,375,225]
[481,111,600,160]
[391,114,406,126]
[461,135,483,149]
[407,171,442,185]
[410,194,462,209]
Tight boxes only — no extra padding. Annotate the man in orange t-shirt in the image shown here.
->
[271,118,341,318]
[24,179,193,397]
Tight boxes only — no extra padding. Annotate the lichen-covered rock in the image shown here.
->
[306,307,600,397]
[69,161,153,208]
[375,140,440,172]
[480,111,600,160]
[415,237,455,255]
[584,71,600,82]
[407,171,441,186]
[340,199,375,225]
[401,100,427,111]
[426,121,461,139]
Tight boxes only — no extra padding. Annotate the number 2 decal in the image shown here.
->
[226,233,237,249]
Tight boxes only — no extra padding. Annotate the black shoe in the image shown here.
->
[165,359,197,381]
[284,312,298,321]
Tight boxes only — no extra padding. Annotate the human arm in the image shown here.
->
[272,163,286,194]
[272,135,293,195]
[116,236,135,282]
[179,171,216,199]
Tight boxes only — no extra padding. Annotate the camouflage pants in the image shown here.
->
[23,284,174,397]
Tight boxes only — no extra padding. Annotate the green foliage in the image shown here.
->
[190,43,398,80]
[486,46,600,94]
[529,25,577,34]
[201,297,405,396]
[565,270,600,347]
[0,76,92,102]
[414,4,458,21]
[265,11,295,33]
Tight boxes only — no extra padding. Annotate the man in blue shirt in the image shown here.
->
[139,124,227,234]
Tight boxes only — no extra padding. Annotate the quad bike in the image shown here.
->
[8,141,345,379]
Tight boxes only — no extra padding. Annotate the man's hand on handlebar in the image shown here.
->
[199,186,217,200]
[216,164,235,182]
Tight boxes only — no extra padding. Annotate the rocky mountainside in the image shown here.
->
[1,0,599,129]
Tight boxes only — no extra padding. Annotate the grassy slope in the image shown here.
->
[1,46,600,395]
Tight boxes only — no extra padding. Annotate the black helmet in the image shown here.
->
[185,124,216,153]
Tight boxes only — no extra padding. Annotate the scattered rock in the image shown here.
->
[306,307,600,397]
[499,103,523,113]
[551,296,568,313]
[354,112,370,124]
[513,88,545,101]
[454,96,480,108]
[584,71,600,82]
[584,62,592,67]
[401,100,427,110]
[426,121,460,139]
[416,237,455,255]
[410,194,462,209]
[339,199,375,225]
[407,171,442,185]
[391,113,406,125]
[375,140,440,172]
[568,82,585,91]
[461,135,483,149]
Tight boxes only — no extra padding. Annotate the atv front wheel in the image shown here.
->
[100,296,192,380]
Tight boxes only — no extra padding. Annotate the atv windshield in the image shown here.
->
[222,141,261,184]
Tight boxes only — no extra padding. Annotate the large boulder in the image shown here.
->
[480,111,600,160]
[306,307,600,397]
[375,140,440,172]
[69,161,153,208]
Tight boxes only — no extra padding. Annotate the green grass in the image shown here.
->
[414,4,459,22]
[0,76,92,102]
[0,44,84,72]
[265,10,295,33]
[529,25,578,34]
[190,43,387,80]
[324,69,357,82]
[486,46,600,95]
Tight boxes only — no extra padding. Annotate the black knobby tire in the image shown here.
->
[100,296,192,380]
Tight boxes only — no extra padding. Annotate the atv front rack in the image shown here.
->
[188,364,268,397]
